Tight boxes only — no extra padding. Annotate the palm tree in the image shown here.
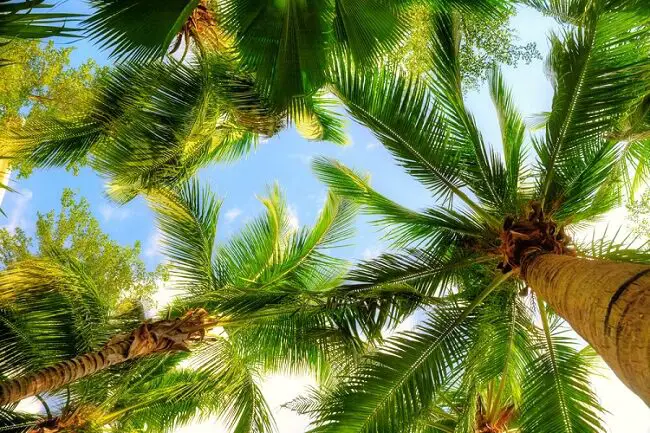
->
[0,180,407,430]
[0,249,246,433]
[304,7,650,423]
[10,52,348,203]
[297,260,605,432]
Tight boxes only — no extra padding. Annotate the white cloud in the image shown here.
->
[287,205,300,231]
[289,153,313,165]
[145,228,163,258]
[591,364,650,433]
[3,188,33,232]
[362,246,382,260]
[15,396,43,415]
[261,374,315,432]
[224,208,242,223]
[99,204,131,222]
[366,142,380,150]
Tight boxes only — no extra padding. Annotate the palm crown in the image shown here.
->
[298,6,650,432]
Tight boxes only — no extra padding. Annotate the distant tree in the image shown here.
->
[0,188,162,308]
[0,40,105,178]
[389,5,540,89]
[627,189,650,238]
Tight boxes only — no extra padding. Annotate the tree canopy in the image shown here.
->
[1,1,650,432]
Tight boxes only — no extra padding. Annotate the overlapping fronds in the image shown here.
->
[15,54,283,202]
[0,0,79,41]
[574,225,650,264]
[147,179,221,292]
[328,54,472,209]
[0,250,138,379]
[537,12,650,220]
[427,13,513,218]
[345,248,494,301]
[112,369,225,433]
[306,274,510,432]
[519,304,605,433]
[313,157,489,247]
[186,338,276,433]
[488,67,529,204]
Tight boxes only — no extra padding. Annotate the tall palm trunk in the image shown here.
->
[522,254,650,404]
[0,309,212,405]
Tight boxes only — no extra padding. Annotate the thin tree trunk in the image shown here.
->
[522,254,650,404]
[0,309,213,405]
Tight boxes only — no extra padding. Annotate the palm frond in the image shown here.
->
[83,0,200,62]
[0,0,80,41]
[220,0,330,109]
[112,369,224,433]
[0,251,123,378]
[332,0,407,65]
[536,12,650,217]
[313,157,488,247]
[458,289,534,408]
[519,301,605,433]
[307,273,511,433]
[328,53,475,210]
[488,67,528,205]
[525,0,650,25]
[147,179,221,293]
[15,54,283,200]
[345,249,495,300]
[187,338,276,433]
[427,13,513,218]
[574,225,650,264]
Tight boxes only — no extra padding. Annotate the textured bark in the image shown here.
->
[522,254,650,404]
[0,309,212,405]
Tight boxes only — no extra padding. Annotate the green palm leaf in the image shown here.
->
[488,67,528,205]
[328,55,479,213]
[0,252,113,377]
[83,0,200,62]
[519,302,605,433]
[188,338,276,433]
[537,11,650,217]
[15,54,283,201]
[220,0,330,109]
[147,179,221,292]
[307,274,511,433]
[427,13,513,217]
[0,0,80,41]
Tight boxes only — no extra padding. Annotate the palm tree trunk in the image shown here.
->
[522,254,650,404]
[0,309,213,405]
[0,341,132,405]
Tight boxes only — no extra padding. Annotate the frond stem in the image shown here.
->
[537,297,573,433]
[540,28,596,208]
[35,394,52,419]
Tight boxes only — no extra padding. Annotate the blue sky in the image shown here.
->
[4,3,650,432]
